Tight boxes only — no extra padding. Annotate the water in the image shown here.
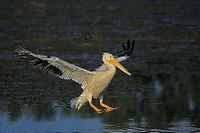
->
[0,0,200,132]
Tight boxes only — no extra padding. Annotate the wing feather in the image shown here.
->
[115,40,135,62]
[16,47,94,89]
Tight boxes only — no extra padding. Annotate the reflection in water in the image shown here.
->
[0,0,200,132]
[1,111,103,133]
[0,73,200,132]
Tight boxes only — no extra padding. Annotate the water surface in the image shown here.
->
[0,0,200,132]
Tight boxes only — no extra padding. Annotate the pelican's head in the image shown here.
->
[103,53,131,76]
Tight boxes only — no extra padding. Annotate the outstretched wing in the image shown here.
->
[15,47,95,89]
[114,40,135,62]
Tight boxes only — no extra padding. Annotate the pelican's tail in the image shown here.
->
[70,94,87,110]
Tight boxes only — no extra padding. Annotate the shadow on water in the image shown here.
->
[0,0,200,132]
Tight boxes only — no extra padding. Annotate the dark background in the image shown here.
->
[0,0,200,132]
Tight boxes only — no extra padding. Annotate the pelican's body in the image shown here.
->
[87,65,116,99]
[70,55,118,111]
[16,40,134,113]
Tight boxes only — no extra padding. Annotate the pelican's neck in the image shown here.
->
[102,54,116,73]
[103,60,116,72]
[103,58,111,66]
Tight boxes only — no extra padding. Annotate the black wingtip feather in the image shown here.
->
[122,43,126,53]
[32,58,63,76]
[46,65,63,75]
[16,46,63,77]
[114,39,135,57]
[127,40,130,51]
[129,40,135,56]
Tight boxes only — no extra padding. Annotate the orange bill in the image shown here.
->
[108,59,131,76]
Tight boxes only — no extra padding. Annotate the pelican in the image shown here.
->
[16,40,135,113]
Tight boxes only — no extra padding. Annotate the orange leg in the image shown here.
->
[100,100,117,112]
[89,102,103,113]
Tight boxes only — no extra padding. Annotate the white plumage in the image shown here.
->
[16,40,135,113]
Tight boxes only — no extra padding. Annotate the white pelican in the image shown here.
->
[16,40,135,113]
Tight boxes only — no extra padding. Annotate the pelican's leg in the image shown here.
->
[88,95,103,113]
[99,96,117,112]
[89,101,103,113]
